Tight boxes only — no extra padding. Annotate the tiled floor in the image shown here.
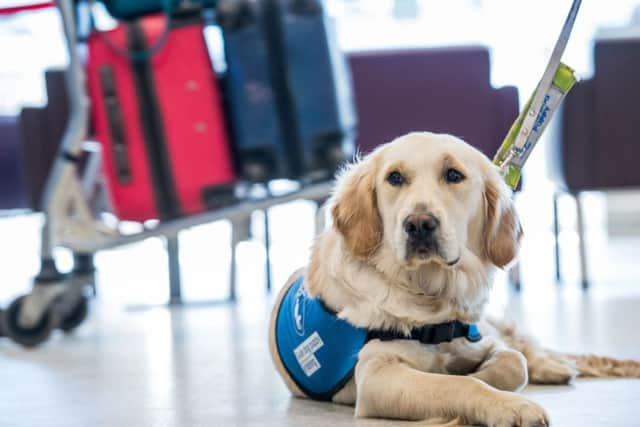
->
[1,202,639,426]
[1,286,640,427]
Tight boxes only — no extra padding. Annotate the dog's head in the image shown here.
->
[330,132,522,270]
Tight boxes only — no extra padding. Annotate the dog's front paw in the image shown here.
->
[477,392,549,427]
[528,353,578,385]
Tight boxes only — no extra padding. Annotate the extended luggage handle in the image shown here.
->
[288,0,321,16]
[216,0,255,31]
[87,0,175,61]
[215,0,321,31]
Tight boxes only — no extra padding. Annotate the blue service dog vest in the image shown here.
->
[275,275,368,400]
[275,275,483,400]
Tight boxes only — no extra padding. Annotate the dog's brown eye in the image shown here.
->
[387,171,405,186]
[445,168,465,184]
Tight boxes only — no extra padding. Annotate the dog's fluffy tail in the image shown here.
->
[565,354,640,378]
[487,317,640,380]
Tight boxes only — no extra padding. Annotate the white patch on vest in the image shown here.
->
[294,331,324,377]
[300,354,321,377]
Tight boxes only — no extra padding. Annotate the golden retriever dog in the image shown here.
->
[269,132,640,426]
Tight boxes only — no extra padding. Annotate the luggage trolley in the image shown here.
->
[1,0,334,347]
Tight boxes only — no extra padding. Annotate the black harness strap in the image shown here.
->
[319,297,482,346]
[368,320,482,345]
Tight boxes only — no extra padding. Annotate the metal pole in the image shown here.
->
[65,181,333,253]
[264,209,272,292]
[553,192,562,283]
[509,263,521,292]
[229,219,241,302]
[314,199,326,236]
[167,235,182,304]
[41,0,91,260]
[574,192,589,289]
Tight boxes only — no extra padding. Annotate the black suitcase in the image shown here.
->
[217,0,356,182]
[269,0,356,180]
[217,0,291,181]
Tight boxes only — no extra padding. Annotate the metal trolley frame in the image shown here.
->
[1,0,332,347]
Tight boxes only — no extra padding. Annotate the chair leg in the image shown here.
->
[553,191,562,283]
[509,262,522,292]
[574,192,589,289]
[167,235,182,305]
[264,209,272,293]
[229,242,237,302]
[229,213,253,301]
[229,218,244,302]
[314,199,327,236]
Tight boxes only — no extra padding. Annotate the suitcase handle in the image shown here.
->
[88,0,173,61]
[99,65,132,183]
[288,0,322,15]
[216,0,255,31]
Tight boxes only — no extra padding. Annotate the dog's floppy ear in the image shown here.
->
[483,174,523,268]
[330,155,382,260]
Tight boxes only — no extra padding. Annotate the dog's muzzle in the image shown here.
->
[404,213,440,259]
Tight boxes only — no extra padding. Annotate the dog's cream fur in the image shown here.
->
[269,133,640,426]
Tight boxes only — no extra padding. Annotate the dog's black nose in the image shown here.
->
[404,213,440,241]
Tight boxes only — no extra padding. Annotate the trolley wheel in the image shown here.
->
[3,295,55,348]
[60,297,89,333]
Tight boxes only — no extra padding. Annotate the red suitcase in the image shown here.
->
[87,12,236,222]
